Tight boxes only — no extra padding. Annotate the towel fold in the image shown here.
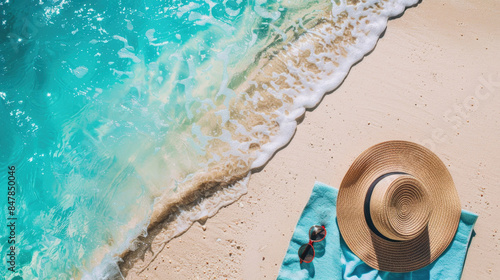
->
[278,182,478,280]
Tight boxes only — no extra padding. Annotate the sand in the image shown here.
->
[122,0,500,278]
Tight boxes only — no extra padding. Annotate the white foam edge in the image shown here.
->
[83,175,250,279]
[251,0,419,169]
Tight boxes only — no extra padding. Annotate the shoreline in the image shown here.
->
[115,0,419,277]
[122,0,500,279]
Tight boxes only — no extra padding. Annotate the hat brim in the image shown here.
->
[337,140,461,272]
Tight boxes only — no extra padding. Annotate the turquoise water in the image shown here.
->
[0,0,417,278]
[0,0,330,278]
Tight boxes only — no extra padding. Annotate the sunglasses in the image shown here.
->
[298,225,327,263]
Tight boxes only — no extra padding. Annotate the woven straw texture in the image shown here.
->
[337,140,461,272]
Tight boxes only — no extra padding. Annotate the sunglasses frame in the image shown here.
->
[298,225,327,264]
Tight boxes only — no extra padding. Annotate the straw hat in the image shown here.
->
[337,140,461,272]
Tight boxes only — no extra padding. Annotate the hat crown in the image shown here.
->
[369,173,431,241]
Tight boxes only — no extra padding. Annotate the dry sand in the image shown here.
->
[123,0,500,278]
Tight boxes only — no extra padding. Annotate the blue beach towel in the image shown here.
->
[278,182,478,280]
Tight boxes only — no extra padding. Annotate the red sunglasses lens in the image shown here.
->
[298,244,315,263]
[309,226,326,241]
